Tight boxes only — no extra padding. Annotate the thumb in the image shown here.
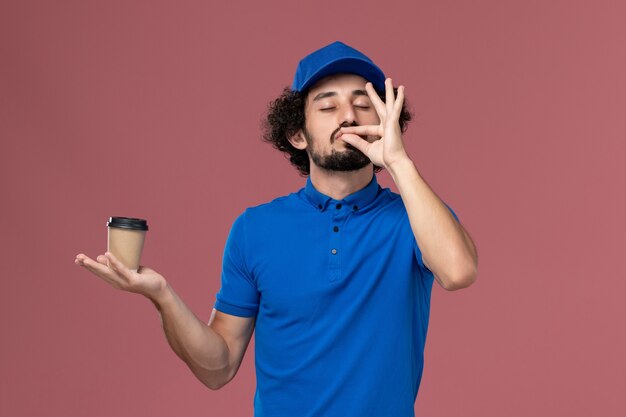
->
[338,134,369,153]
[105,252,132,277]
[137,265,156,274]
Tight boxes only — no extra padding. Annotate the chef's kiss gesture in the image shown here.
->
[337,78,408,170]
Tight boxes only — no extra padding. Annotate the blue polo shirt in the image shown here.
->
[215,173,459,417]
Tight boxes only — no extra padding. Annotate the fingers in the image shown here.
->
[340,125,381,137]
[365,82,387,120]
[337,133,370,154]
[105,252,134,278]
[75,253,99,269]
[385,78,394,113]
[75,252,129,289]
[392,85,405,118]
[365,79,404,123]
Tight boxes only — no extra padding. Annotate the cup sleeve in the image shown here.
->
[214,212,259,317]
[413,202,460,273]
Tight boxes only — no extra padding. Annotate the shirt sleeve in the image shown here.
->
[214,210,260,317]
[413,202,460,273]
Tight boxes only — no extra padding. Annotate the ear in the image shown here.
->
[287,129,308,150]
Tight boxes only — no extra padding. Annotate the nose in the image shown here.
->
[339,102,357,126]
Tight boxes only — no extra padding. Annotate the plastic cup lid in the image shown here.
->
[107,217,149,231]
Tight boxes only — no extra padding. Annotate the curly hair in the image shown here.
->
[261,86,413,177]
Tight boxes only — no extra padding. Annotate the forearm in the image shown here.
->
[149,284,232,389]
[388,157,476,288]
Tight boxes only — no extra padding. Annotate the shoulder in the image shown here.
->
[244,192,299,217]
[380,187,459,220]
[382,188,403,204]
[232,190,304,226]
[374,187,407,216]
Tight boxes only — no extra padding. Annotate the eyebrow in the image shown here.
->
[312,89,369,102]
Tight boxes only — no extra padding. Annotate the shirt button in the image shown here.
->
[331,248,337,255]
[333,226,339,232]
[353,205,359,211]
[318,204,322,209]
[336,204,342,209]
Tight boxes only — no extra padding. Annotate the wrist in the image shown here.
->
[387,155,415,177]
[148,282,174,311]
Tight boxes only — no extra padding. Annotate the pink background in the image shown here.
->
[1,1,625,416]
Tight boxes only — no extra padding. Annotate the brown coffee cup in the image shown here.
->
[106,217,149,272]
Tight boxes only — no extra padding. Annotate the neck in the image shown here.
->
[308,164,374,200]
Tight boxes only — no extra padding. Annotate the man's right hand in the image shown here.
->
[75,250,255,390]
[75,251,167,303]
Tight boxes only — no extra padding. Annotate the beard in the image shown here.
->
[302,124,372,172]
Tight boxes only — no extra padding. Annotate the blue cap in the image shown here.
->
[291,41,386,93]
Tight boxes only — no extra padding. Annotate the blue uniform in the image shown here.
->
[215,174,459,416]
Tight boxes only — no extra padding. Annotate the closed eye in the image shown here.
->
[321,106,369,111]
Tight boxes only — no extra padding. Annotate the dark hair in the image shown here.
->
[261,86,413,176]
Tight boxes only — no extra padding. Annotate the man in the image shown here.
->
[75,41,478,416]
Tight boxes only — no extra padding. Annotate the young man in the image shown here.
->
[75,41,478,416]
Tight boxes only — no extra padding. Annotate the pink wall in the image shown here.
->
[1,1,625,415]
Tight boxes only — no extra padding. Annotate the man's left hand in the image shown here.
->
[337,78,410,170]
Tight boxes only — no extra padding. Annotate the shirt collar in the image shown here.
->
[304,174,381,212]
